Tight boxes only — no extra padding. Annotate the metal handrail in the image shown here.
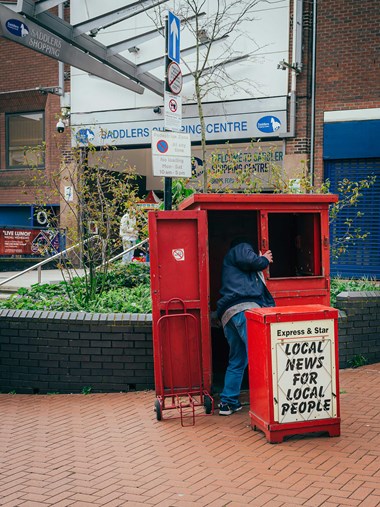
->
[98,238,149,269]
[0,236,149,288]
[0,236,98,287]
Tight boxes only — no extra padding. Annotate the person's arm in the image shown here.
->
[232,243,273,272]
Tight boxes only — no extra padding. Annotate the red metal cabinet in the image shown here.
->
[246,305,341,443]
[148,210,212,393]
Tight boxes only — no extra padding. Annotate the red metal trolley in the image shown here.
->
[154,298,214,426]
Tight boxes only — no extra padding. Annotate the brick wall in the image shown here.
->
[335,292,380,369]
[1,293,379,394]
[0,310,154,394]
[313,0,380,183]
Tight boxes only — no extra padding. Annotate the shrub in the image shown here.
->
[0,262,151,313]
[330,276,380,307]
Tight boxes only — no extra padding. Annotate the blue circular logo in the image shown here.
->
[6,19,29,37]
[257,116,282,133]
[76,129,95,144]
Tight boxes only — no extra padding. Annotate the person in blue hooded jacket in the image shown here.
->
[217,237,275,416]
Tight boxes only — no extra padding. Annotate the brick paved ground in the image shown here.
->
[0,364,379,507]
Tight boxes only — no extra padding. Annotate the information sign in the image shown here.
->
[164,91,182,131]
[151,130,191,178]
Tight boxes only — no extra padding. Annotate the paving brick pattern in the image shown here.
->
[0,364,379,506]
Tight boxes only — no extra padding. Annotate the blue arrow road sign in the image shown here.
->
[168,11,180,64]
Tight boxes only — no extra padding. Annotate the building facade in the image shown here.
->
[0,0,379,276]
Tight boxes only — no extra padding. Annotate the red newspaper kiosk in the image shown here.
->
[149,194,338,416]
[246,305,340,443]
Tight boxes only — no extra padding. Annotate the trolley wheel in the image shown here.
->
[204,394,213,414]
[154,399,162,421]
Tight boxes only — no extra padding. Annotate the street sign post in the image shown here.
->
[163,11,183,210]
[152,130,191,178]
[168,11,180,64]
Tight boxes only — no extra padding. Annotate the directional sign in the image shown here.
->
[164,91,182,131]
[151,130,191,178]
[168,11,180,64]
[0,4,144,94]
[167,61,183,95]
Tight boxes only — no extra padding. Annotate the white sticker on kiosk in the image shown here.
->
[172,248,185,261]
[271,319,337,424]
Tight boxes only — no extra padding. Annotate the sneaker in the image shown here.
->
[218,402,242,416]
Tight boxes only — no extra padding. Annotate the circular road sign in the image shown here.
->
[167,62,183,95]
[156,139,169,153]
[169,98,178,112]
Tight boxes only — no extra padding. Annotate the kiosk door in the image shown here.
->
[148,210,212,391]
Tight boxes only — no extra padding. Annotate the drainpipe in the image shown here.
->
[309,0,317,186]
[280,0,302,139]
[58,3,64,97]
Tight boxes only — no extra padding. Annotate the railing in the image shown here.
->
[0,237,149,288]
[99,238,149,268]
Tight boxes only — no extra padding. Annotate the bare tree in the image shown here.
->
[177,1,267,191]
[149,0,275,192]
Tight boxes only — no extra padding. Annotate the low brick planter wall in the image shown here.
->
[1,291,379,393]
[0,310,154,394]
[335,291,380,368]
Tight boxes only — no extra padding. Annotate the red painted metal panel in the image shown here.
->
[148,210,212,393]
[179,193,338,211]
[246,305,340,443]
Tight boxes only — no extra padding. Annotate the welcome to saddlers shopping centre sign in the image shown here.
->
[189,142,284,191]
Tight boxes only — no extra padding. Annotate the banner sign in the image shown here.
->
[0,228,60,256]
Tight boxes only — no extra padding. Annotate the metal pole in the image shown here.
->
[310,0,318,186]
[164,14,172,211]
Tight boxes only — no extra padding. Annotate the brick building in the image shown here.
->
[0,0,379,276]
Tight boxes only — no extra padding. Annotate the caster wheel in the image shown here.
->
[154,399,162,421]
[204,394,213,414]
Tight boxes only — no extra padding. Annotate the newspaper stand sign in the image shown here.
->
[151,130,191,178]
[246,305,341,443]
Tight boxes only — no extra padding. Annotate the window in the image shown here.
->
[268,213,322,278]
[6,112,44,168]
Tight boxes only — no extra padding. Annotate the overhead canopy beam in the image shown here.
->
[182,54,251,84]
[107,12,205,56]
[34,0,66,15]
[73,0,168,37]
[14,0,164,95]
[137,35,229,73]
[107,26,165,56]
[0,4,145,94]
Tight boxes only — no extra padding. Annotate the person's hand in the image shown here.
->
[261,250,273,263]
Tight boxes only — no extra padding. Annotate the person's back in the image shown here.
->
[216,238,275,415]
[217,242,274,324]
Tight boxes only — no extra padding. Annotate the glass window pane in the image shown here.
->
[7,112,44,168]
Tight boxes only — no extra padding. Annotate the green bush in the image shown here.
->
[0,262,152,313]
[330,276,380,307]
[1,267,378,314]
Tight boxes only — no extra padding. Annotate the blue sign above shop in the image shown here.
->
[257,116,282,133]
[6,18,29,37]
